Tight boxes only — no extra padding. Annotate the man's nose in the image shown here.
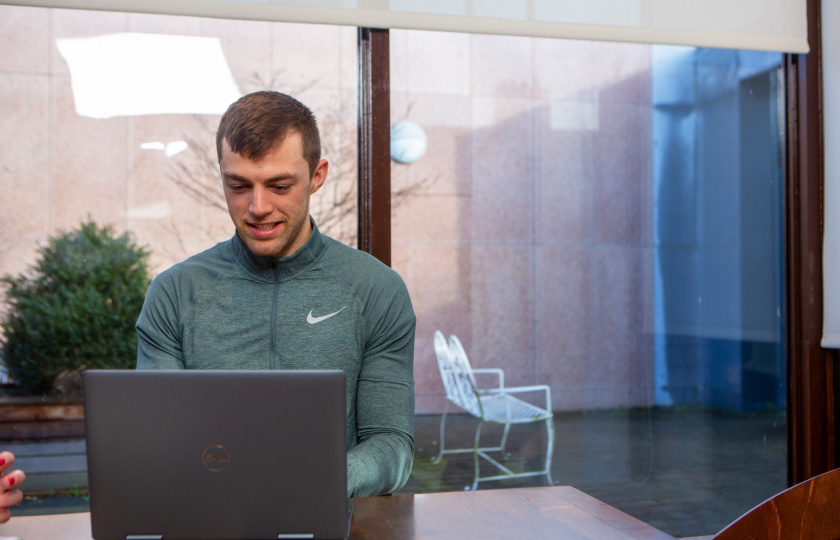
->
[249,186,270,216]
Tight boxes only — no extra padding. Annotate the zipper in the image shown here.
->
[270,261,279,369]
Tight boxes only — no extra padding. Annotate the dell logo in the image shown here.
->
[202,444,231,472]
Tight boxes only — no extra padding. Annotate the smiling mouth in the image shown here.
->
[251,222,279,231]
[247,222,283,237]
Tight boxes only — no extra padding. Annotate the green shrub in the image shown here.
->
[1,222,151,396]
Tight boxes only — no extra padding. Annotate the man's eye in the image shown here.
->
[227,184,246,192]
[272,185,291,193]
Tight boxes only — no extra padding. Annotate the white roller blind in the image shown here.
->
[823,0,840,348]
[2,0,809,53]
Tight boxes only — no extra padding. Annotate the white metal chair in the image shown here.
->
[432,330,555,490]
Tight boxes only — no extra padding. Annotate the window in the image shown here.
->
[0,5,358,282]
[391,29,785,537]
[0,4,823,535]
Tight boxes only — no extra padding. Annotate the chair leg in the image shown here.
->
[499,422,512,459]
[471,419,485,491]
[432,401,451,464]
[544,416,555,486]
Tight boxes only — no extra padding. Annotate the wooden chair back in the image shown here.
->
[713,467,840,540]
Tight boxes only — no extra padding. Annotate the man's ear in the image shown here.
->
[310,159,328,195]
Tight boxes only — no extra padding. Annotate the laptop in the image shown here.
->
[83,370,352,540]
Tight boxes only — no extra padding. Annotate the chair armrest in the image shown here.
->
[482,384,552,410]
[471,368,505,389]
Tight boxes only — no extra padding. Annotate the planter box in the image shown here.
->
[0,397,84,440]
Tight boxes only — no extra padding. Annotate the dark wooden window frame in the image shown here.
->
[785,0,838,486]
[358,0,836,487]
[357,27,391,267]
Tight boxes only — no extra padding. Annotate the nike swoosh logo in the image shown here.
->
[307,307,347,324]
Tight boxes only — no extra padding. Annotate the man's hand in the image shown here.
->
[0,451,25,523]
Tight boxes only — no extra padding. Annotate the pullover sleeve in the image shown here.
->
[135,272,187,370]
[346,271,416,498]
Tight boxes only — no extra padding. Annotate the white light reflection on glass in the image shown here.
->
[57,33,241,119]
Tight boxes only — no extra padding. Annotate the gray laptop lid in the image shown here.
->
[83,370,350,540]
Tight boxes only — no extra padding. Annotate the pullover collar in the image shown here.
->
[231,218,327,282]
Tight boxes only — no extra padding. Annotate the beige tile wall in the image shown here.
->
[0,5,357,276]
[391,30,655,413]
[0,6,655,414]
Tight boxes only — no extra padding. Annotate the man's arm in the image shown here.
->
[135,274,186,369]
[347,274,416,498]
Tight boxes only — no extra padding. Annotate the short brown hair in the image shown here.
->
[216,91,321,176]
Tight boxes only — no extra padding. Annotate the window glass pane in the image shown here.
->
[0,4,357,279]
[0,3,356,507]
[392,29,785,537]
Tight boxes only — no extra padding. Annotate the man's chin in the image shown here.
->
[241,236,283,258]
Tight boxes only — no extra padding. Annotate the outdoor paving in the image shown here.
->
[5,408,786,538]
[401,408,786,538]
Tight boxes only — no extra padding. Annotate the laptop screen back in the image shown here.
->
[83,370,349,540]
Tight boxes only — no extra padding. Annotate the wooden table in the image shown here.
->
[0,486,676,539]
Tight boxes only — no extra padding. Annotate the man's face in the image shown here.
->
[220,132,327,258]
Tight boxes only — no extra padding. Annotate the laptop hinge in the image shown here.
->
[277,535,315,539]
[126,536,162,540]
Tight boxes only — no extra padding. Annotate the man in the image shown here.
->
[135,91,416,498]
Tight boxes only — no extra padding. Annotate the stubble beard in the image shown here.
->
[237,208,310,259]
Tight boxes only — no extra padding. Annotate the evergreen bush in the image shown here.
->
[0,222,151,396]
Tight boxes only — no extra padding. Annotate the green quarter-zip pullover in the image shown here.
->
[136,220,416,497]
